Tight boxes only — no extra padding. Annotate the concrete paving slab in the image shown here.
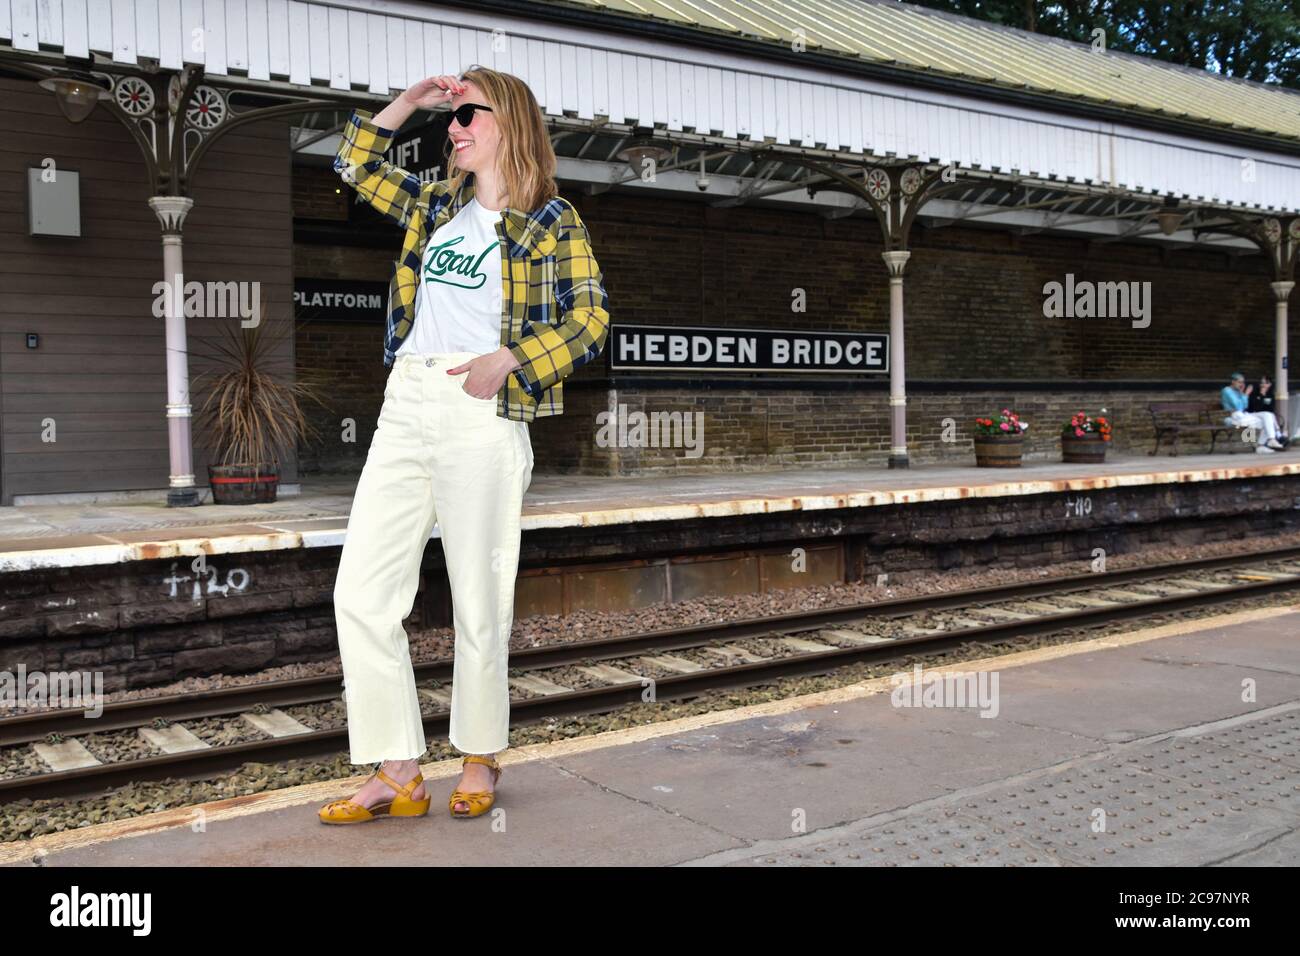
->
[18,757,741,867]
[1210,827,1300,865]
[686,704,1300,867]
[1132,615,1300,677]
[975,615,1300,742]
[545,699,1100,844]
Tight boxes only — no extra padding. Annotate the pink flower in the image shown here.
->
[1075,428,1084,437]
[1000,422,1010,431]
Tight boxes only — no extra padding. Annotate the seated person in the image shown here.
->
[1221,372,1283,453]
[1247,374,1288,446]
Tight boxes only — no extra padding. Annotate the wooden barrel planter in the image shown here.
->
[1061,433,1107,464]
[973,434,1024,467]
[208,463,279,504]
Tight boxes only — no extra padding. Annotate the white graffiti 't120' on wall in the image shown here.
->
[164,558,251,600]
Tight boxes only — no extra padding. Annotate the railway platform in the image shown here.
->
[3,452,1298,568]
[3,452,1297,640]
[6,606,1298,867]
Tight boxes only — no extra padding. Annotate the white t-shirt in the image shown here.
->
[397,196,504,357]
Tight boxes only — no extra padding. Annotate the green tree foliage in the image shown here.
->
[907,1,1299,87]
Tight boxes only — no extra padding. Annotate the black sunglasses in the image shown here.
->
[447,102,493,127]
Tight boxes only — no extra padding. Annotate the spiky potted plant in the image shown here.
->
[191,315,330,505]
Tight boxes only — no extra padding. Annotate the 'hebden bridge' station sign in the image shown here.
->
[609,324,889,374]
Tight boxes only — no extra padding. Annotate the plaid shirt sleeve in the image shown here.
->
[506,204,611,398]
[332,109,423,228]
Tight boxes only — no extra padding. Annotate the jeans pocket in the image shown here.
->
[458,375,499,405]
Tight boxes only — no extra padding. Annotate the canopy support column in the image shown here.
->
[149,197,200,507]
[1273,280,1294,404]
[882,251,911,469]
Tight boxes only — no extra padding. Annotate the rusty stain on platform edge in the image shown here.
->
[1,604,1294,865]
[2,460,1298,573]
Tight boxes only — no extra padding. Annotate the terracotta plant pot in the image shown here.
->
[208,462,279,504]
[1061,432,1107,464]
[974,433,1024,467]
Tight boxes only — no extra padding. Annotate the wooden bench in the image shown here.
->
[1148,402,1249,456]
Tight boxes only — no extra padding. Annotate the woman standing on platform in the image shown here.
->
[319,67,610,824]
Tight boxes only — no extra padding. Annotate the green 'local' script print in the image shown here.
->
[423,235,494,290]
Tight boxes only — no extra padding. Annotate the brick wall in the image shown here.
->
[584,386,1253,475]
[293,164,391,472]
[293,173,1289,476]
[579,191,1280,380]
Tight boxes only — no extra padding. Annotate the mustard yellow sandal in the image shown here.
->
[318,767,431,824]
[448,754,502,819]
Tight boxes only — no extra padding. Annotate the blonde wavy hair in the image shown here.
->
[444,65,557,213]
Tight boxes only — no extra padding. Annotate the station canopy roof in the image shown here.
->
[2,0,1296,243]
[555,0,1300,144]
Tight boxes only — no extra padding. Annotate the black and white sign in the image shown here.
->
[350,116,448,227]
[294,279,387,322]
[385,115,449,184]
[609,324,889,373]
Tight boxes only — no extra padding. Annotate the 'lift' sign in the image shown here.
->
[608,324,889,374]
[383,115,450,184]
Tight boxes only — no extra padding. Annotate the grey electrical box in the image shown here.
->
[27,166,81,237]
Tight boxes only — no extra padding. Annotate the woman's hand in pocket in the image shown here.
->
[448,348,520,399]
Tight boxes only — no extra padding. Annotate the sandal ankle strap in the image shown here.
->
[374,768,422,798]
[462,754,501,777]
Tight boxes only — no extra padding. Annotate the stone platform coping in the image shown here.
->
[0,454,1297,574]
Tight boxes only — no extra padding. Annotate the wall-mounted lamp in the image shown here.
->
[37,71,110,123]
[1155,200,1184,236]
[616,132,672,179]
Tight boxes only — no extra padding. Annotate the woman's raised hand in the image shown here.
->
[401,75,467,110]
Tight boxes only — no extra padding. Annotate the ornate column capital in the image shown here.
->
[148,195,194,235]
[1271,280,1296,302]
[881,250,911,279]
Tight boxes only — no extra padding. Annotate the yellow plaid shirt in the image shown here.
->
[334,109,610,422]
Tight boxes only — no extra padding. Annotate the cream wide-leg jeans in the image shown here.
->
[333,351,533,764]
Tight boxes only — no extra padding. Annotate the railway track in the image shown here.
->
[4,546,1300,802]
